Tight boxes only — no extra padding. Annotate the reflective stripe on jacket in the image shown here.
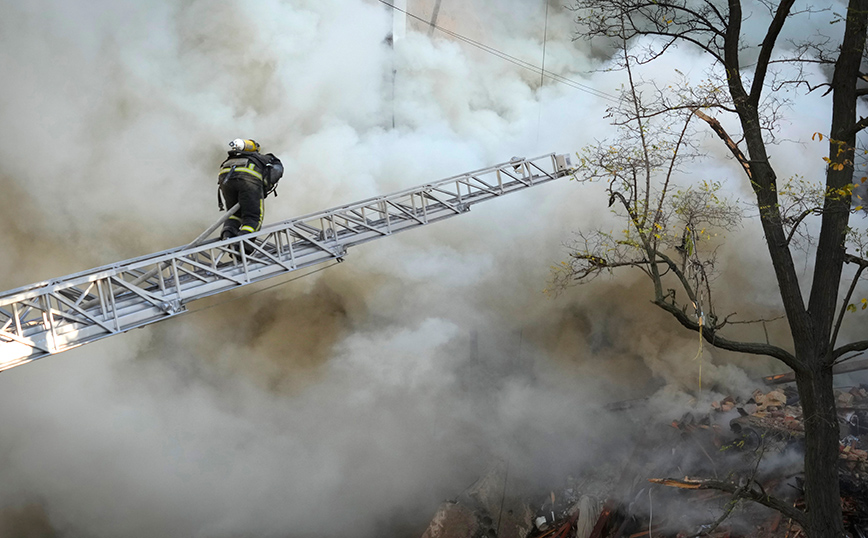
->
[219,151,269,184]
[219,161,263,181]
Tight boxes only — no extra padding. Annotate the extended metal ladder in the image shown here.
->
[0,153,573,372]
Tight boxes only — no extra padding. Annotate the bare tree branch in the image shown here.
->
[831,340,868,362]
[648,477,807,525]
[833,351,864,366]
[719,314,786,327]
[749,0,797,105]
[652,295,799,367]
[845,115,868,138]
[784,208,822,248]
[691,108,752,179]
[829,253,868,354]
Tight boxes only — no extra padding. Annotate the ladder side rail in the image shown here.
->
[0,156,558,303]
[126,159,561,307]
[263,153,556,229]
[0,154,569,371]
[9,164,535,347]
[420,191,466,215]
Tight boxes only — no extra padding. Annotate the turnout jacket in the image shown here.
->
[218,150,283,194]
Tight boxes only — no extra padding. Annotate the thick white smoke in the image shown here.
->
[0,0,864,536]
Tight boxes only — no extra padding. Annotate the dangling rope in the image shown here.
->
[683,224,706,393]
[693,310,704,393]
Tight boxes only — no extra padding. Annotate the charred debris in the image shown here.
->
[419,372,868,538]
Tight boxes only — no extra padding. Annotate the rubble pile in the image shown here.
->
[837,387,868,534]
[420,461,536,538]
[419,385,868,538]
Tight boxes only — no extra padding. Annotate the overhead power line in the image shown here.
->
[377,0,620,103]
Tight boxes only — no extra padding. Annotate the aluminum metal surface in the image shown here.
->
[0,153,572,371]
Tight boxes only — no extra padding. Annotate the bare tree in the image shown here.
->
[560,1,868,537]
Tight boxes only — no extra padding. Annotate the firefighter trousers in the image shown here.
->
[220,176,265,238]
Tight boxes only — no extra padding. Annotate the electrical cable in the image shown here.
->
[537,0,550,142]
[541,0,549,89]
[377,0,620,103]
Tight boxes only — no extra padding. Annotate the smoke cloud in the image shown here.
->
[0,0,865,536]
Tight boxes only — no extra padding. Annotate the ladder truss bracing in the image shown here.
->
[0,153,573,372]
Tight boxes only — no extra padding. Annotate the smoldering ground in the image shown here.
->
[0,0,865,537]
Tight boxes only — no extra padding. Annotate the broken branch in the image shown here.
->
[648,477,807,525]
[691,108,752,180]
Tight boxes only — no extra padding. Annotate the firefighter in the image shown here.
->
[217,138,283,240]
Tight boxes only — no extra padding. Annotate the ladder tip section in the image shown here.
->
[555,153,575,174]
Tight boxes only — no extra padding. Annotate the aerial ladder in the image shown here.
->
[0,153,574,372]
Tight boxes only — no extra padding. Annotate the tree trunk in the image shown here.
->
[797,3,868,536]
[794,363,843,538]
[809,0,868,345]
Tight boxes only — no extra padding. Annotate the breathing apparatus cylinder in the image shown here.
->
[229,138,260,152]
